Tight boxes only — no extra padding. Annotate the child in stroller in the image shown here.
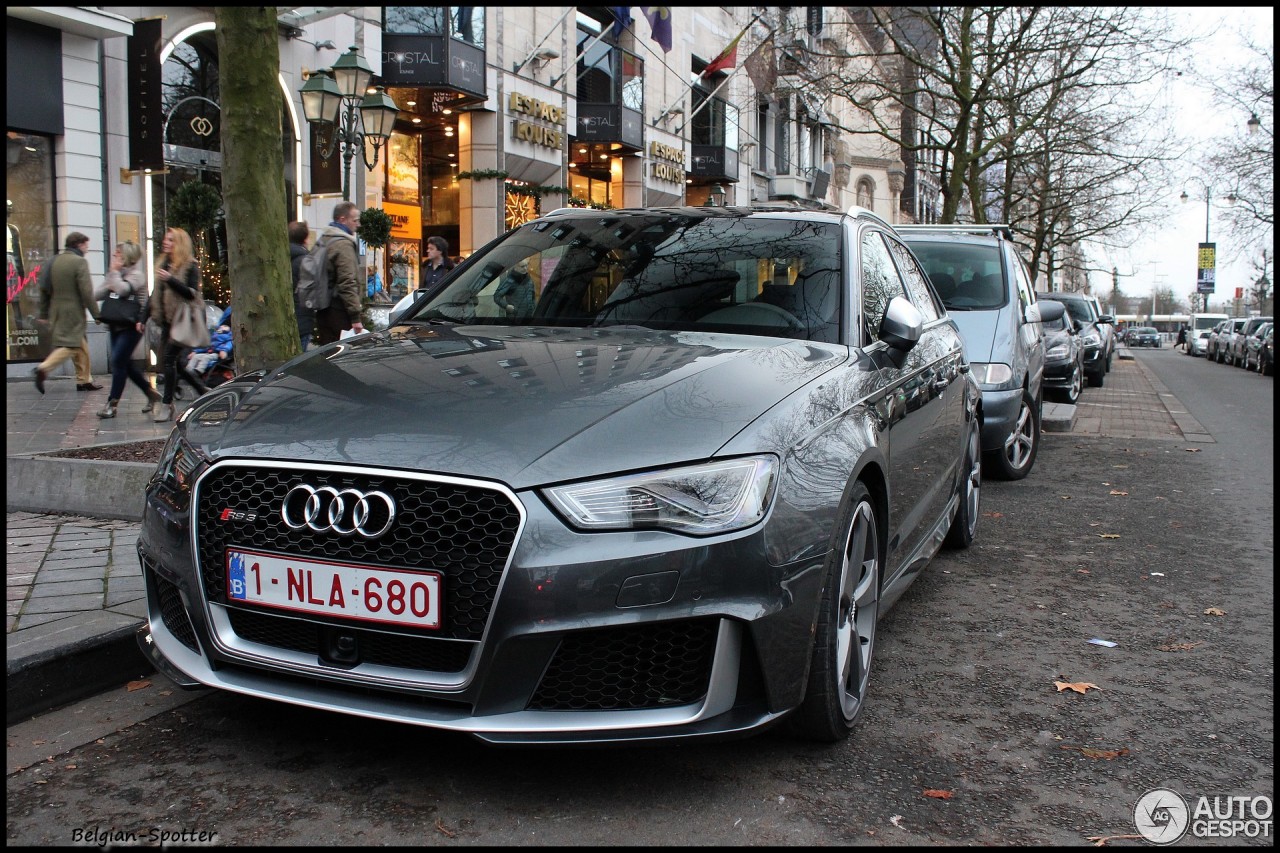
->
[185,306,235,388]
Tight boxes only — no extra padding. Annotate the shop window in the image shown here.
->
[774,96,791,175]
[691,85,732,147]
[6,132,55,363]
[451,7,484,47]
[386,7,447,35]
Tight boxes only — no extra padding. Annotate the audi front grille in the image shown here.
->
[193,462,522,652]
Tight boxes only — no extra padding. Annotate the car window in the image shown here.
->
[905,240,1006,310]
[407,213,843,343]
[861,231,910,343]
[883,235,941,322]
[1012,254,1035,318]
[1041,295,1092,326]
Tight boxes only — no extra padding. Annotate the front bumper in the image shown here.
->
[976,387,1023,453]
[137,460,827,744]
[1082,344,1103,373]
[1041,357,1077,388]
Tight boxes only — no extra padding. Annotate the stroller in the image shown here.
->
[186,305,236,388]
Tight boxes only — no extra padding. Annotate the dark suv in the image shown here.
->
[1229,316,1273,367]
[1036,290,1109,387]
[135,204,983,745]
[899,225,1064,481]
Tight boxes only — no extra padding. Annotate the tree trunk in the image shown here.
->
[214,8,299,372]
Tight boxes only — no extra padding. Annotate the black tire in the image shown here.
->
[944,420,980,549]
[983,389,1040,480]
[792,482,880,742]
[1087,364,1105,387]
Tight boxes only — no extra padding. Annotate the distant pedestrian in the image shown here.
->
[312,201,364,346]
[33,231,102,394]
[421,235,455,291]
[143,226,209,422]
[494,259,535,316]
[94,240,161,417]
[288,221,314,351]
[1176,325,1187,351]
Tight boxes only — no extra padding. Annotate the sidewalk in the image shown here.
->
[4,354,1211,723]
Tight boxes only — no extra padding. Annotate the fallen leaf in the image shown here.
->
[923,789,954,799]
[1054,681,1102,694]
[1087,834,1146,845]
[126,680,152,692]
[435,818,457,839]
[982,511,1003,518]
[1098,534,1120,539]
[1203,607,1225,616]
[1108,490,1128,496]
[31,740,46,746]
[1060,495,1071,500]
[64,764,77,770]
[1060,745,1130,760]
[1169,522,1182,528]
[1088,522,1101,527]
[1184,447,1202,452]
[1077,569,1091,574]
[1157,641,1203,652]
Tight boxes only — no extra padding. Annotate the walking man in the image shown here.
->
[312,201,364,346]
[34,231,101,393]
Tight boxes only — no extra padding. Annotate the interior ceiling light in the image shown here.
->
[412,117,422,123]
[406,100,417,107]
[442,108,452,115]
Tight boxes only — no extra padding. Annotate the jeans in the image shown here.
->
[107,325,153,402]
[160,334,209,404]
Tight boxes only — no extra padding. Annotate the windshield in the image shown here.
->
[1193,316,1225,330]
[1046,296,1093,325]
[902,241,1007,310]
[401,213,844,342]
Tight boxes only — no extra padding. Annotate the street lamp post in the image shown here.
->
[1180,180,1236,314]
[299,46,399,202]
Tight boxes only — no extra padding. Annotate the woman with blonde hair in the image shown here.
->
[140,226,208,421]
[94,239,161,417]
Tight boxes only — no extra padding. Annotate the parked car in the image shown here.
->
[1035,291,1107,388]
[1258,325,1274,376]
[1214,317,1248,363]
[135,204,984,746]
[1085,294,1117,372]
[1243,321,1273,372]
[898,224,1063,481]
[1229,316,1273,367]
[1130,326,1161,348]
[1205,320,1229,361]
[1188,328,1213,357]
[1037,300,1085,403]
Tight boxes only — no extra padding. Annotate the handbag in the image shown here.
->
[99,287,142,325]
[170,298,211,349]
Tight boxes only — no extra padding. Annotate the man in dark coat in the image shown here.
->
[34,231,101,393]
[312,201,364,346]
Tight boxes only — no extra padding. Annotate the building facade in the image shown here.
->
[6,6,921,374]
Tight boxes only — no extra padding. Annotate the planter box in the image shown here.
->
[6,454,153,520]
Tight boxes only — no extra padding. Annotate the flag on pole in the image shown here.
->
[609,7,633,39]
[640,7,673,53]
[701,23,751,78]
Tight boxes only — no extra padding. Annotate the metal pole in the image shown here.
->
[1203,190,1211,312]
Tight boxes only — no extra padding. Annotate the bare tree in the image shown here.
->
[1204,37,1274,259]
[800,7,1196,282]
[214,8,300,372]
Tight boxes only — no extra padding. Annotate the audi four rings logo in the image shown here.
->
[280,484,396,538]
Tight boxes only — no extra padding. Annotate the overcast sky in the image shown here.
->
[1086,6,1272,309]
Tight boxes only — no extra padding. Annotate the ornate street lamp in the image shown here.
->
[299,46,399,201]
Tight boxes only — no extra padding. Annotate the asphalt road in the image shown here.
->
[6,351,1273,846]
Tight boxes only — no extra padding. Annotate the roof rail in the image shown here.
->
[896,223,1014,239]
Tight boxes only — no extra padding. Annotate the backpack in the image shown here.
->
[295,236,334,313]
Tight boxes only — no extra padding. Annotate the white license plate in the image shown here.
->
[226,547,441,630]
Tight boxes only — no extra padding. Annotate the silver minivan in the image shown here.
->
[899,225,1064,481]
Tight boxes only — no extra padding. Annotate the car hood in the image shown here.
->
[946,310,1000,363]
[183,325,849,490]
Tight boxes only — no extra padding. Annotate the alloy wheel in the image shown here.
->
[1066,363,1083,403]
[835,499,879,720]
[1004,400,1035,471]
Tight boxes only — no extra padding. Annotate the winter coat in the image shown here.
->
[38,247,99,348]
[319,224,360,323]
[144,256,201,327]
[494,270,535,315]
[94,263,148,331]
[421,255,455,292]
[289,241,315,336]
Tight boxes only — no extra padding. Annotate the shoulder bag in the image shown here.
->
[99,281,142,326]
[170,296,211,349]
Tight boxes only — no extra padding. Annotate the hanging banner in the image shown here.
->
[1196,242,1216,294]
[127,18,164,171]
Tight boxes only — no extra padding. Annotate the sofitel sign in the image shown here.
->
[650,141,685,184]
[509,93,564,150]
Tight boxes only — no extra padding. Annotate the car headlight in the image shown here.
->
[544,456,777,535]
[152,431,208,512]
[1046,343,1070,360]
[1082,331,1101,346]
[968,362,1015,388]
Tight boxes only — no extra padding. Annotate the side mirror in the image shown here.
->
[879,295,923,352]
[1026,300,1065,323]
[1097,314,1115,324]
[1073,319,1084,332]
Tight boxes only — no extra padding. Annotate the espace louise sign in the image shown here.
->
[649,141,685,185]
[509,93,565,150]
